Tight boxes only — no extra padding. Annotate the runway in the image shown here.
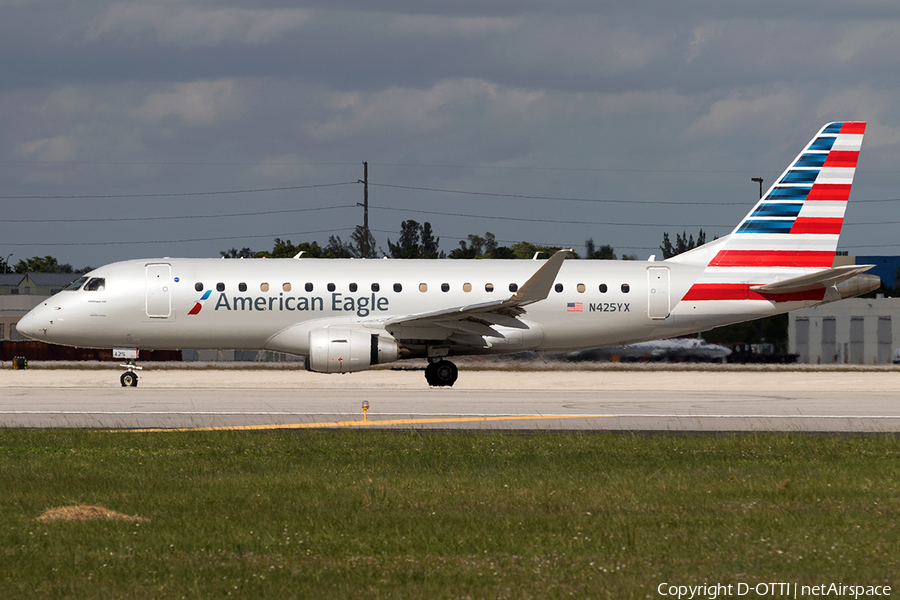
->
[1,365,899,432]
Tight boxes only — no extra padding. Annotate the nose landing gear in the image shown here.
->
[114,348,141,387]
[120,368,139,387]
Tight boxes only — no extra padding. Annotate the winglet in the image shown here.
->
[509,248,572,306]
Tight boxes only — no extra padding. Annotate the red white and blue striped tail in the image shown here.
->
[673,121,866,303]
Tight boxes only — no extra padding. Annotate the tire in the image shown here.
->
[424,362,438,386]
[430,360,458,387]
[120,372,138,387]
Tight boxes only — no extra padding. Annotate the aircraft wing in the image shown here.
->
[749,264,874,294]
[382,248,571,342]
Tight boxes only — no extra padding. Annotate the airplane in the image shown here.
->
[562,336,732,363]
[17,121,880,387]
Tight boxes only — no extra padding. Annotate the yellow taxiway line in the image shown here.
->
[122,414,603,433]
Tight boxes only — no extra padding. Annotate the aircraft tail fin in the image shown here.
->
[671,121,866,302]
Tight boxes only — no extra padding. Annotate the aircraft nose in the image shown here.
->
[16,303,51,341]
[16,309,35,339]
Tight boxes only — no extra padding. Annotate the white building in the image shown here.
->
[789,297,900,365]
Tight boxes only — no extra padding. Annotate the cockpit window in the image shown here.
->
[84,277,105,291]
[63,276,89,291]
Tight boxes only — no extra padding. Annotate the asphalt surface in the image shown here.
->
[2,364,899,432]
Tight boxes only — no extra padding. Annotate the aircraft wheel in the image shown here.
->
[427,360,458,387]
[424,362,437,386]
[120,371,139,387]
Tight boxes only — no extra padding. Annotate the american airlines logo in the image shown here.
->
[188,290,212,315]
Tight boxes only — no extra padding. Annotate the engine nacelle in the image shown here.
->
[304,327,399,374]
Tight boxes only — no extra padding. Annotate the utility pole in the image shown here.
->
[358,161,369,258]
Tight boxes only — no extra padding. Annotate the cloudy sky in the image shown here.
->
[3,0,900,269]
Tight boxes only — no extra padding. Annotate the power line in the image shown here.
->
[0,181,357,200]
[372,206,732,228]
[2,176,898,206]
[4,198,891,231]
[1,229,355,247]
[5,156,898,174]
[371,182,900,206]
[0,159,361,167]
[4,205,355,223]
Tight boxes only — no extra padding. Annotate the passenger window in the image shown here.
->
[419,283,428,292]
[621,284,630,293]
[238,283,247,292]
[371,283,380,292]
[64,276,89,291]
[195,282,204,292]
[84,278,105,292]
[349,283,358,292]
[260,283,270,292]
[463,283,472,293]
[485,283,494,292]
[599,284,608,293]
[509,283,518,292]
[577,283,586,293]
[393,283,402,292]
[555,283,563,293]
[441,283,449,292]
[327,283,336,292]
[216,282,225,292]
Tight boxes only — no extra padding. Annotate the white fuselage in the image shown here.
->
[18,256,814,358]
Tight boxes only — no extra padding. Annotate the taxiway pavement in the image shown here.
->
[1,365,898,432]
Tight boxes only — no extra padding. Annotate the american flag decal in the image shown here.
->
[567,302,583,312]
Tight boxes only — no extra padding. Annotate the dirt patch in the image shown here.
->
[35,505,149,523]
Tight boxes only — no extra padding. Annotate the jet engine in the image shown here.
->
[304,327,399,374]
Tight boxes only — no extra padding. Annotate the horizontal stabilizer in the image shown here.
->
[749,264,874,294]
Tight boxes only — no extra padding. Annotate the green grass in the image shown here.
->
[1,431,898,598]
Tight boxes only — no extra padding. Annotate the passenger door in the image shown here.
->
[145,263,172,319]
[647,267,670,320]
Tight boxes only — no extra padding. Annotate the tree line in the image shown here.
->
[4,223,711,274]
[0,255,93,275]
[220,220,709,262]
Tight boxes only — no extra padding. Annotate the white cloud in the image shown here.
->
[17,135,79,161]
[833,21,900,64]
[131,80,239,124]
[253,155,320,182]
[684,21,725,63]
[91,3,313,46]
[306,79,546,142]
[685,89,802,138]
[42,87,91,116]
[390,15,523,36]
[817,87,900,148]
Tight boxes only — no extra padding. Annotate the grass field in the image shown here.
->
[1,430,898,599]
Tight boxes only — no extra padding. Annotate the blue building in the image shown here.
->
[855,256,900,289]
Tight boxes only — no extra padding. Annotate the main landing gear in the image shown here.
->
[424,358,458,387]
